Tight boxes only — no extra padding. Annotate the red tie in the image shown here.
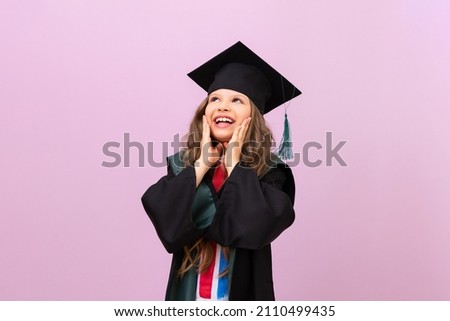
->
[212,162,227,192]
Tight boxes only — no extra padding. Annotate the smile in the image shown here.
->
[214,117,234,124]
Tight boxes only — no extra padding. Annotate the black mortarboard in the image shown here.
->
[187,41,301,114]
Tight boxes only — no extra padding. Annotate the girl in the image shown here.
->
[141,41,301,300]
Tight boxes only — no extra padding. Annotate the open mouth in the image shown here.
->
[214,116,235,125]
[213,116,235,129]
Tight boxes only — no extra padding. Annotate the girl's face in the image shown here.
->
[204,89,252,143]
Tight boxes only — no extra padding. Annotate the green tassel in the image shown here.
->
[276,113,293,160]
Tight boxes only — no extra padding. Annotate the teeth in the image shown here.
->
[216,117,233,123]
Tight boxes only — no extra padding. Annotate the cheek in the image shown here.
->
[239,105,252,118]
[204,105,213,118]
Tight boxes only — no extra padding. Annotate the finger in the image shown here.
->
[231,124,242,141]
[202,115,211,144]
[202,115,208,136]
[242,116,251,131]
[239,117,251,143]
[235,122,246,144]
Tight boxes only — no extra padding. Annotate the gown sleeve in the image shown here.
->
[141,161,296,253]
[205,163,295,250]
[141,165,206,253]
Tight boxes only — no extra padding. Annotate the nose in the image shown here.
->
[218,102,229,111]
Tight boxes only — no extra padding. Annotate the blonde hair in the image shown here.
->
[178,96,275,277]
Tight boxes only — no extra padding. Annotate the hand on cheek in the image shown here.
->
[224,116,251,175]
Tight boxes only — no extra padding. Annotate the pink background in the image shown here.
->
[1,0,449,300]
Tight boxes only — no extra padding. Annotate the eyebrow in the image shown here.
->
[232,94,248,101]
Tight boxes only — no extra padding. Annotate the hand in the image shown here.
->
[223,117,251,175]
[194,116,223,187]
[197,115,223,167]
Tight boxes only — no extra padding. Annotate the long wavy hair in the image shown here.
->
[178,96,275,277]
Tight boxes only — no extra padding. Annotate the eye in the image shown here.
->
[232,98,243,103]
[209,96,219,103]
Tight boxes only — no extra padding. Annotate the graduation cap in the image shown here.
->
[187,41,302,159]
[188,41,301,114]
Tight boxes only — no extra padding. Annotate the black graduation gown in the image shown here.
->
[141,158,295,300]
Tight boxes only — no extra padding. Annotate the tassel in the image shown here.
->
[276,112,293,160]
